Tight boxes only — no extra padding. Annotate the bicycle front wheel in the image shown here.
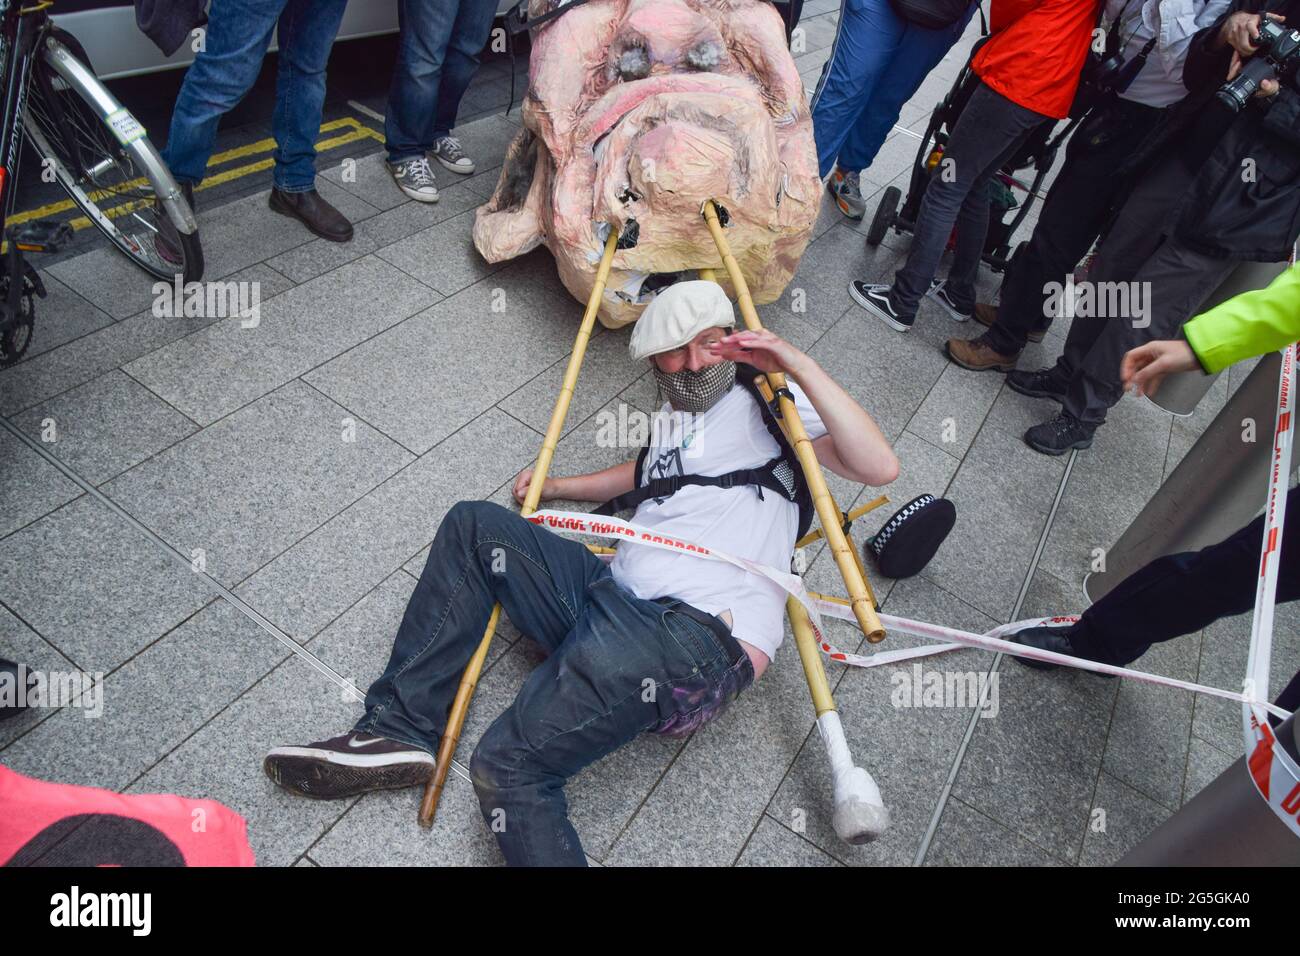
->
[23,33,203,282]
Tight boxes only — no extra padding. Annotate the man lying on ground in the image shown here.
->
[264,280,898,865]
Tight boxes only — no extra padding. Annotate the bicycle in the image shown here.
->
[0,0,203,367]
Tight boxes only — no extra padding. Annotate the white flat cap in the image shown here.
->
[629,280,736,361]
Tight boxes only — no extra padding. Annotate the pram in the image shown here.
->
[865,36,1085,274]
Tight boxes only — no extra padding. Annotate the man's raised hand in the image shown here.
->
[709,329,813,378]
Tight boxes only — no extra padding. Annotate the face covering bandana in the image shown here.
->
[654,361,737,413]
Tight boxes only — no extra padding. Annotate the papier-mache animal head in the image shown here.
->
[473,0,821,328]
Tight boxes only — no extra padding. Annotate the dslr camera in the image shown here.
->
[1218,18,1300,112]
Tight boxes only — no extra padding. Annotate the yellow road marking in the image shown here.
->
[11,115,383,231]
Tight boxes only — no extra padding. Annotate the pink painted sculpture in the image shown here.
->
[473,0,821,329]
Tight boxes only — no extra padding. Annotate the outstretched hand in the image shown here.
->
[709,329,811,377]
[513,467,557,506]
[1121,339,1200,398]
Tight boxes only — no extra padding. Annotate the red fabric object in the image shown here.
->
[0,766,255,866]
[972,0,1102,119]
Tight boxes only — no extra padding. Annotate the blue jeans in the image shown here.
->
[810,0,976,180]
[161,0,348,193]
[891,80,1048,320]
[355,501,754,866]
[385,0,499,163]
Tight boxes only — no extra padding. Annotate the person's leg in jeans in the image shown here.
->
[385,0,457,165]
[431,0,498,143]
[810,0,907,181]
[834,4,977,178]
[160,0,289,187]
[982,99,1160,357]
[269,0,348,193]
[888,82,1049,321]
[470,586,753,865]
[355,500,610,754]
[356,500,753,865]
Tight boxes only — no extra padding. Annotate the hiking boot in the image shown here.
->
[387,155,440,203]
[264,731,435,799]
[431,135,475,175]
[827,167,865,220]
[945,333,1018,372]
[1007,365,1069,403]
[973,302,1047,343]
[1024,411,1097,456]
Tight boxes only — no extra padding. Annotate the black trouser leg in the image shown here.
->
[986,99,1161,356]
[1069,487,1300,672]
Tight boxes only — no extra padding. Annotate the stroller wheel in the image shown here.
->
[867,186,901,246]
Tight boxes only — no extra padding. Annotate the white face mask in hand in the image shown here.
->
[654,361,736,413]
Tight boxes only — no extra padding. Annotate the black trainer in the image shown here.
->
[264,731,435,799]
[849,281,913,332]
[1009,626,1115,678]
[926,279,973,321]
[1024,411,1097,455]
[1007,365,1069,403]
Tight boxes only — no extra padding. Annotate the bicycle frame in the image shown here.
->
[0,0,48,236]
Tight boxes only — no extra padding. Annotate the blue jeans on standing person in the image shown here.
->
[353,501,754,866]
[810,0,977,180]
[385,0,499,164]
[161,0,348,193]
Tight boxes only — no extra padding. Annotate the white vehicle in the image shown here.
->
[53,0,519,81]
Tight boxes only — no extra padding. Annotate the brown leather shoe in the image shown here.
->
[268,187,354,242]
[974,301,1047,343]
[945,333,1019,372]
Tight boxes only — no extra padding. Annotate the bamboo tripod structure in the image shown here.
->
[418,229,621,826]
[420,202,889,825]
[700,200,884,646]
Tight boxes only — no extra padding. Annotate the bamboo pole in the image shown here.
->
[700,200,885,644]
[794,495,890,549]
[419,229,621,827]
[787,595,835,716]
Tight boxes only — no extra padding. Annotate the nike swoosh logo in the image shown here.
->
[346,735,384,749]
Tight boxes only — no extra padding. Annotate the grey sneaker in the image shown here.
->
[387,155,439,203]
[827,167,865,220]
[431,135,475,175]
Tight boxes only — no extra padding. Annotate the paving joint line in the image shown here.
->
[911,446,1079,865]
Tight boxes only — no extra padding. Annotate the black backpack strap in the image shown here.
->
[594,365,816,540]
[735,365,815,540]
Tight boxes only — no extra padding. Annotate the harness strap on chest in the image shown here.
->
[593,364,814,539]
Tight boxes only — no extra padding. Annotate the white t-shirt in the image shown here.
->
[609,380,827,662]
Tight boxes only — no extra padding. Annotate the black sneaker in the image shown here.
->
[926,279,973,322]
[849,281,913,332]
[1007,365,1069,403]
[1008,626,1114,678]
[264,731,435,799]
[1024,411,1096,456]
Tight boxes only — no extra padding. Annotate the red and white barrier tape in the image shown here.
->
[1242,343,1300,837]
[526,509,1291,723]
